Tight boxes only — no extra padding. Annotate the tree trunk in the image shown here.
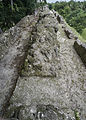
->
[11,0,13,11]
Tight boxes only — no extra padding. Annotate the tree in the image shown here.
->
[43,0,47,4]
[0,0,46,31]
[48,4,52,10]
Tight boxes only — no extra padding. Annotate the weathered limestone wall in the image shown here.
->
[0,6,86,120]
[0,14,39,116]
[2,7,86,120]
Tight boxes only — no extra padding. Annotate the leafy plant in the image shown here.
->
[74,110,80,120]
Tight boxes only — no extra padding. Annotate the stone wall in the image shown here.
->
[0,7,86,120]
[0,14,39,116]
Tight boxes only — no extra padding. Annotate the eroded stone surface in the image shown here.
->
[0,14,39,115]
[0,7,86,120]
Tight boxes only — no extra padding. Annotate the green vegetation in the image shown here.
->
[0,0,86,41]
[66,22,86,42]
[81,28,86,40]
[49,0,86,40]
[74,110,80,120]
[0,0,46,31]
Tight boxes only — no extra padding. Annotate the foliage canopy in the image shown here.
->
[50,0,86,37]
[0,0,46,31]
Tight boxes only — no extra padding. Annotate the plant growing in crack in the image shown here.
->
[74,110,80,120]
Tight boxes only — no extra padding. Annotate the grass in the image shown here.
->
[81,28,86,40]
